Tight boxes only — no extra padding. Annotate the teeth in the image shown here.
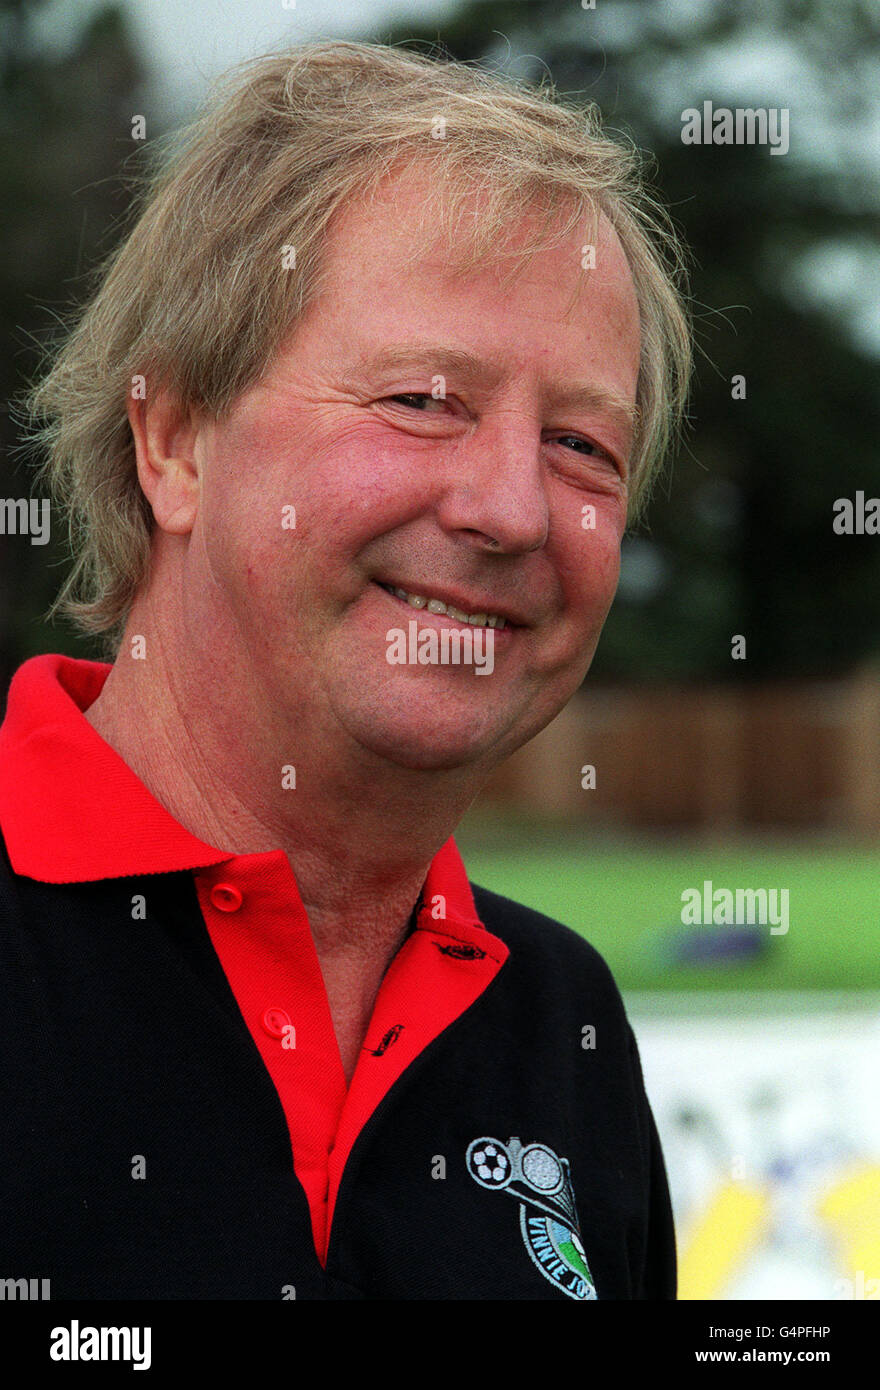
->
[379,583,507,628]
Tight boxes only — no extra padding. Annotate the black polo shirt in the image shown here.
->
[0,654,676,1299]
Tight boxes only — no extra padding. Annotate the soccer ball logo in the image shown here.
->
[467,1138,511,1188]
[465,1133,597,1300]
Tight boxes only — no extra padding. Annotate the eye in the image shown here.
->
[385,393,445,411]
[555,435,602,455]
[551,435,623,474]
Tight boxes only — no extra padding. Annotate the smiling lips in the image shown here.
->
[376,581,510,629]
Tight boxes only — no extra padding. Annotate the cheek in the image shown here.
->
[593,535,622,599]
[193,434,298,625]
[556,510,624,629]
[219,410,435,545]
[196,414,444,626]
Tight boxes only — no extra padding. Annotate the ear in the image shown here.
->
[127,383,202,535]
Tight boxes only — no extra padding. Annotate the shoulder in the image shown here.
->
[472,881,619,980]
[470,880,631,1031]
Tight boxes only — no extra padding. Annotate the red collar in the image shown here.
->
[0,654,483,926]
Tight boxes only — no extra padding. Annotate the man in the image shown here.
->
[1,41,690,1299]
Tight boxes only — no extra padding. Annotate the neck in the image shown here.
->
[83,606,481,966]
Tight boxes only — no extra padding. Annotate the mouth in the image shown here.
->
[374,580,515,630]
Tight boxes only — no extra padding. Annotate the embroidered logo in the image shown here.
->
[363,1023,404,1056]
[466,1135,596,1300]
[434,942,486,960]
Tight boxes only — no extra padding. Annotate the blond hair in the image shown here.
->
[26,39,692,648]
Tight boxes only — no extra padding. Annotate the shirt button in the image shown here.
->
[210,883,243,912]
[262,1007,292,1038]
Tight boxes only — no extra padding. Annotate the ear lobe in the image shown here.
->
[127,384,201,536]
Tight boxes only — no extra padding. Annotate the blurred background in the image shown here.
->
[2,0,879,1299]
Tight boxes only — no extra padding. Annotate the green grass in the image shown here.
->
[455,828,880,992]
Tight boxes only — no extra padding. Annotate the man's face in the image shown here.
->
[186,164,641,773]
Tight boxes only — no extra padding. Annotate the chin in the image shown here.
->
[356,714,500,772]
[333,679,513,772]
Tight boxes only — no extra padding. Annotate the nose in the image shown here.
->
[436,410,549,555]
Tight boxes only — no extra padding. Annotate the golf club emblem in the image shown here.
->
[466,1135,597,1299]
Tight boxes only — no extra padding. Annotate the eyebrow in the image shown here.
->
[352,344,639,438]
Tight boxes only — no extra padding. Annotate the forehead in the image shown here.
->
[322,157,631,292]
[301,160,640,390]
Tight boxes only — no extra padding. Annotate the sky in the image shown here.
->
[42,0,458,113]
[128,0,462,112]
